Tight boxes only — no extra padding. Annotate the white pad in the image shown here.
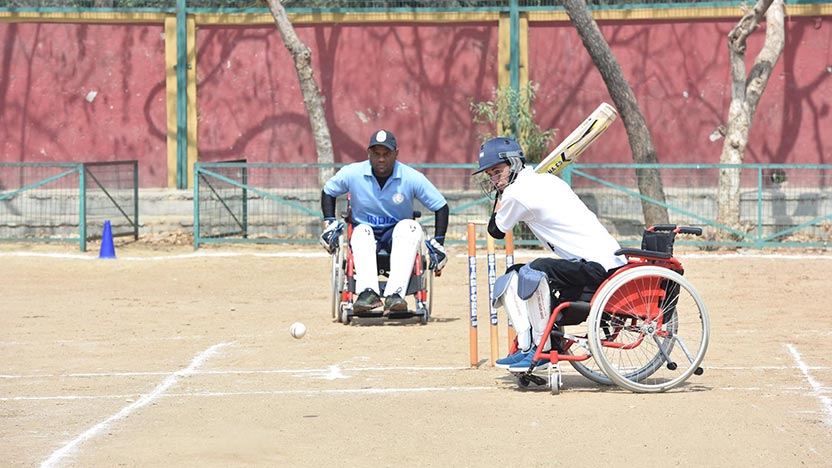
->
[350,224,380,294]
[499,272,533,352]
[525,276,552,352]
[383,219,423,297]
[491,271,515,309]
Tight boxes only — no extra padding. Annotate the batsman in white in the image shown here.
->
[320,129,449,314]
[473,137,626,372]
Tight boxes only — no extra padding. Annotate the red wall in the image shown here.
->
[195,21,499,166]
[529,17,832,165]
[1,15,830,188]
[0,22,169,187]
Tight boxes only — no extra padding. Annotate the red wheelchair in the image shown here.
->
[511,224,710,394]
[329,211,435,326]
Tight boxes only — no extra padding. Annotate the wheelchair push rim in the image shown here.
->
[586,265,710,393]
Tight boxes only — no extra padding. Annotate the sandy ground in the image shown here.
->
[2,240,832,467]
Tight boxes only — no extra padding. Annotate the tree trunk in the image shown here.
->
[716,0,784,243]
[265,0,335,187]
[559,0,669,227]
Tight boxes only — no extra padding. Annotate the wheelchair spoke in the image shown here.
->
[587,266,710,393]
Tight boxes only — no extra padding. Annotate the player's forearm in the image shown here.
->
[321,191,337,220]
[487,212,505,239]
[433,204,449,243]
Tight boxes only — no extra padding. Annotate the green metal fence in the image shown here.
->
[0,161,140,251]
[0,0,759,12]
[193,162,492,248]
[567,164,832,249]
[194,162,832,250]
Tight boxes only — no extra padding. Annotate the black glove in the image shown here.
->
[319,219,344,254]
[426,237,447,271]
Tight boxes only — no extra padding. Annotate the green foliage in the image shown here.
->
[469,82,554,165]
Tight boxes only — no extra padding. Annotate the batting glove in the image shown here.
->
[319,219,344,254]
[426,237,447,272]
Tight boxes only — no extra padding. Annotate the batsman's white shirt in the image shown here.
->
[495,168,626,271]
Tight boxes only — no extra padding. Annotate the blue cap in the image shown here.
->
[472,137,525,175]
[368,130,397,151]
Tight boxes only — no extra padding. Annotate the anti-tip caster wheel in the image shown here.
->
[548,363,562,395]
[340,307,352,325]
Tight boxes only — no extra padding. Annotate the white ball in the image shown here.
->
[289,322,307,339]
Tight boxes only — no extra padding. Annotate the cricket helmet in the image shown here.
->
[472,137,525,175]
[473,137,526,199]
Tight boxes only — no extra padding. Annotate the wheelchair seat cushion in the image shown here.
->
[555,301,591,327]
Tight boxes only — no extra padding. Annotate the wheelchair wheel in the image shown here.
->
[421,268,434,325]
[340,304,352,325]
[330,240,346,321]
[418,305,429,325]
[548,363,562,395]
[586,266,709,393]
[428,266,434,314]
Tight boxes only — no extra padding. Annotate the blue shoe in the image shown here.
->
[495,349,529,369]
[508,349,550,373]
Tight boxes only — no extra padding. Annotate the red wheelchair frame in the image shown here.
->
[511,224,710,394]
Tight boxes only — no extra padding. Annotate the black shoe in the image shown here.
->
[353,289,382,312]
[383,293,408,312]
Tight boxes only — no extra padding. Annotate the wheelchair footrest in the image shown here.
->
[352,309,385,318]
[512,372,547,387]
[386,309,424,320]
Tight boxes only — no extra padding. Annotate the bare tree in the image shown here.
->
[265,0,335,186]
[559,0,669,227]
[716,0,785,242]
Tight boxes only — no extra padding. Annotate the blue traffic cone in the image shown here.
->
[99,219,116,259]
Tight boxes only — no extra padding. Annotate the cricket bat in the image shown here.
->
[534,102,618,176]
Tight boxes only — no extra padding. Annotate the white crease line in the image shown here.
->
[168,386,501,396]
[38,342,232,468]
[4,394,140,401]
[6,364,829,380]
[5,384,831,403]
[0,334,285,346]
[4,386,503,402]
[2,365,471,379]
[787,343,832,426]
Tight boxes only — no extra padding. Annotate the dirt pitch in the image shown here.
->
[2,241,832,468]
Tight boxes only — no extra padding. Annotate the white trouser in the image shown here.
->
[500,273,552,352]
[350,220,423,297]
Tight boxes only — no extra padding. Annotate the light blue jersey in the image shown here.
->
[323,161,446,230]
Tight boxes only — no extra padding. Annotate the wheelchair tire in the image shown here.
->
[586,266,709,393]
[330,239,346,321]
[419,268,434,325]
[428,267,434,315]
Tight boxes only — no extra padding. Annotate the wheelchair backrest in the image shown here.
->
[641,229,676,255]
